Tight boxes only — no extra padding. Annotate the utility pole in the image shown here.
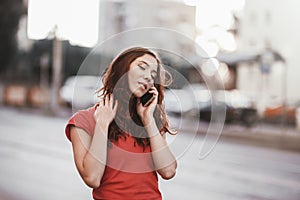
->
[50,26,63,114]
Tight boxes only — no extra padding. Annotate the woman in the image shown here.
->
[65,47,177,200]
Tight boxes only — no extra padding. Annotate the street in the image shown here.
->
[0,106,300,200]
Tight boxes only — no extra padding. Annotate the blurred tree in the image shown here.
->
[0,0,25,73]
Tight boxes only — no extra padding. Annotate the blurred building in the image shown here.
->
[98,0,196,55]
[235,0,300,114]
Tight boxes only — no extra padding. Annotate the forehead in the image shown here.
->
[134,54,158,70]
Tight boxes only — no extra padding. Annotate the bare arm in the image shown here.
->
[145,120,177,180]
[137,87,177,179]
[70,123,109,188]
[70,94,118,188]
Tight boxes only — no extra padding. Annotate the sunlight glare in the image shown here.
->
[27,0,99,47]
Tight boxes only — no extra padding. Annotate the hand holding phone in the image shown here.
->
[140,92,154,107]
[136,87,158,123]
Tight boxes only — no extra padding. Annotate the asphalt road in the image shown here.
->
[0,106,299,200]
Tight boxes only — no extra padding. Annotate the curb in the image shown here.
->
[174,115,300,152]
[218,129,300,152]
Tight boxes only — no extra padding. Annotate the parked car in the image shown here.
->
[60,75,102,109]
[296,106,300,130]
[164,87,195,115]
[263,100,300,125]
[164,84,211,116]
[165,83,257,126]
[198,89,257,126]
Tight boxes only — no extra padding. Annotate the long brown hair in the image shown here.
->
[98,47,176,149]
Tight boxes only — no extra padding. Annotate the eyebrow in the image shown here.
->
[138,60,158,73]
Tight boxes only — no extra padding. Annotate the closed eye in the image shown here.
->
[151,71,157,79]
[138,64,146,70]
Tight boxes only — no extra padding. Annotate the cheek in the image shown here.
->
[128,68,141,83]
[127,71,138,91]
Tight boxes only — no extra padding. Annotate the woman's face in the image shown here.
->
[127,54,158,98]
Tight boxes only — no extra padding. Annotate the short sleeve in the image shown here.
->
[65,106,96,142]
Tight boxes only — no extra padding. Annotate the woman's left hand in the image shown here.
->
[137,86,158,126]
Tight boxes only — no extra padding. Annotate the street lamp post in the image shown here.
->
[50,27,63,113]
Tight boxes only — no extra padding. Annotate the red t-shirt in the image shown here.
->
[65,105,162,200]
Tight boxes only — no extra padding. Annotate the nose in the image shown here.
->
[143,72,152,83]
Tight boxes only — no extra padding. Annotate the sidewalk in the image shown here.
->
[170,115,300,152]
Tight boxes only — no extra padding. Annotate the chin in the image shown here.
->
[133,92,143,98]
[132,89,144,98]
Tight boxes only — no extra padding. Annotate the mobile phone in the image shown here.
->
[140,92,154,106]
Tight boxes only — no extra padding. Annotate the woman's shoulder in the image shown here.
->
[65,104,98,141]
[72,104,97,121]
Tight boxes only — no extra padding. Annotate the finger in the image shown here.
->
[148,90,158,97]
[104,94,110,106]
[102,95,106,106]
[113,100,118,114]
[98,98,104,107]
[106,94,111,107]
[136,99,143,109]
[95,103,101,115]
[148,90,156,94]
[149,86,158,92]
[109,94,114,108]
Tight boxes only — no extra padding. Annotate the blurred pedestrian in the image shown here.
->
[65,47,177,200]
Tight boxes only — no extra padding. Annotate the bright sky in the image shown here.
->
[184,0,245,53]
[27,0,99,47]
[27,0,245,50]
[194,0,245,29]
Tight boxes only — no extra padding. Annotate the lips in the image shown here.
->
[138,82,148,90]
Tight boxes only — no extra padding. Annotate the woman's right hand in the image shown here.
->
[94,94,118,126]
